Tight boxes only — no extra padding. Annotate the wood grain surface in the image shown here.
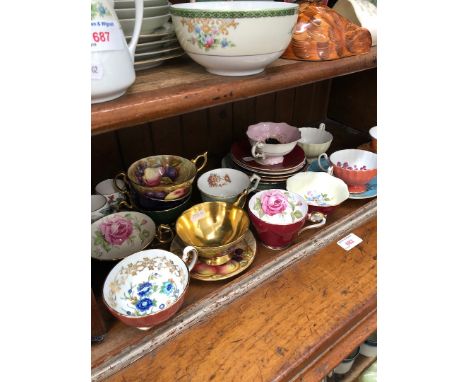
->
[91,47,376,135]
[103,218,376,382]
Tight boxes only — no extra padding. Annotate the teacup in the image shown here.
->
[334,348,360,374]
[103,248,198,330]
[197,168,261,203]
[298,123,333,163]
[91,194,112,223]
[369,126,377,152]
[286,172,349,215]
[247,122,301,165]
[95,178,126,211]
[318,149,377,193]
[248,189,326,250]
[127,184,192,211]
[118,189,192,225]
[175,192,250,265]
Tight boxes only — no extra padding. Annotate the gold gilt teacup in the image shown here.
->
[175,191,249,265]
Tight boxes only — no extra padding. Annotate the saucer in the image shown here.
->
[307,158,377,199]
[91,212,156,261]
[231,140,305,174]
[170,230,256,281]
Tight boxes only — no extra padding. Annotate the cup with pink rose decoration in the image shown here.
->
[248,189,327,250]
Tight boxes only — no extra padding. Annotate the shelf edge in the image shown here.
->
[92,199,377,381]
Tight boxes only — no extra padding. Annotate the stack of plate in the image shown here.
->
[115,0,185,71]
[223,140,307,190]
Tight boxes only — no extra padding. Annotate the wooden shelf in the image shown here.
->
[92,197,376,381]
[336,355,377,382]
[91,47,377,135]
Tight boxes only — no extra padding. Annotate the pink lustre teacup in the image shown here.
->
[247,122,301,165]
[318,149,377,194]
[248,189,326,250]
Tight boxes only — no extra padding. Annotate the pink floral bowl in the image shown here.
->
[247,122,301,165]
[248,189,326,250]
[318,149,377,193]
[103,248,198,330]
[286,172,349,214]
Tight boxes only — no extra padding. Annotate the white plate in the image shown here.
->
[116,5,170,19]
[126,22,174,43]
[120,14,170,35]
[134,50,185,71]
[135,45,181,60]
[136,37,178,53]
[91,212,156,261]
[114,0,168,9]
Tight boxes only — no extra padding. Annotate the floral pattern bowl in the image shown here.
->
[91,212,156,261]
[170,2,299,76]
[114,152,207,202]
[103,247,198,330]
[248,189,326,250]
[286,172,349,214]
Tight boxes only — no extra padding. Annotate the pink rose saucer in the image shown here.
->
[91,211,156,261]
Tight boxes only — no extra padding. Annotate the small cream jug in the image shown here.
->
[91,0,143,104]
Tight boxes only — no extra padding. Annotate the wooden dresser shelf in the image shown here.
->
[92,198,376,381]
[91,47,377,135]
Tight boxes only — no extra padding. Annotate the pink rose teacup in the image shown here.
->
[248,189,327,250]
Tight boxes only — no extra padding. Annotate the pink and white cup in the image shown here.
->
[248,189,326,250]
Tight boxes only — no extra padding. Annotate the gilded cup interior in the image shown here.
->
[176,202,249,248]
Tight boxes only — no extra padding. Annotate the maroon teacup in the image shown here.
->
[248,189,326,250]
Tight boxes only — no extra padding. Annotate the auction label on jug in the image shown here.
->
[91,21,125,52]
[337,233,363,251]
[91,61,104,80]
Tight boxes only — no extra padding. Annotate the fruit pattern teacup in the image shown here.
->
[248,189,326,250]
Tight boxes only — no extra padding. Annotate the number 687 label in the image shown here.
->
[91,21,125,52]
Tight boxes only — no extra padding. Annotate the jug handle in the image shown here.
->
[127,0,144,59]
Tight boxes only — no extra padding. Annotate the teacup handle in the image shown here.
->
[117,200,133,212]
[317,153,333,175]
[247,174,261,193]
[319,123,326,131]
[191,151,208,173]
[233,188,248,209]
[251,142,265,159]
[155,224,175,244]
[182,246,198,272]
[297,212,327,236]
[114,172,131,195]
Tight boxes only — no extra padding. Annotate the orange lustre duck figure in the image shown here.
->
[281,0,372,61]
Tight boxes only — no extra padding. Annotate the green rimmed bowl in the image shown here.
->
[170,1,299,76]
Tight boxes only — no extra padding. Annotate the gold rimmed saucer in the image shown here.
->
[170,230,256,281]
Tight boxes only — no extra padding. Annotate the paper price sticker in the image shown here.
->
[337,233,363,251]
[91,20,125,52]
[91,62,104,80]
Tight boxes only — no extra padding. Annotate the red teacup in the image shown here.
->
[248,189,326,250]
[318,149,377,194]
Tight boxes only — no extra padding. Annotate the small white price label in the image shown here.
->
[91,20,125,52]
[337,233,363,251]
[91,61,104,80]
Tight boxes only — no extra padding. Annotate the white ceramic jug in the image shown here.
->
[91,0,143,104]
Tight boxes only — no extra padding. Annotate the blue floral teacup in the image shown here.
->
[103,247,197,330]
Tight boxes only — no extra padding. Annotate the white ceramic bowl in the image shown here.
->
[120,14,170,35]
[116,5,170,19]
[170,1,299,76]
[286,172,349,212]
[114,0,168,9]
[298,126,333,162]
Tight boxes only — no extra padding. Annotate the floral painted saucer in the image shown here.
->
[307,158,377,199]
[91,212,156,261]
[170,230,256,281]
